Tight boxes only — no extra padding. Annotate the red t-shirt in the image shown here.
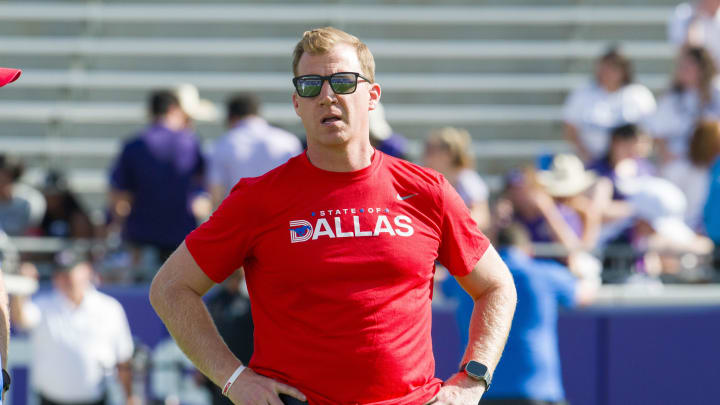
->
[185,151,489,405]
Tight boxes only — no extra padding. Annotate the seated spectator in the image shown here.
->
[588,124,656,200]
[563,47,656,162]
[615,176,714,281]
[40,170,94,238]
[647,46,720,166]
[0,155,41,236]
[501,155,606,254]
[108,89,207,277]
[663,121,720,231]
[208,93,302,208]
[669,0,720,66]
[423,127,490,231]
[369,102,410,160]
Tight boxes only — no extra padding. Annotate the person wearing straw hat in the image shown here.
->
[108,88,213,280]
[0,66,23,401]
[505,154,605,256]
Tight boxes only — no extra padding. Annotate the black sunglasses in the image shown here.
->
[292,72,371,98]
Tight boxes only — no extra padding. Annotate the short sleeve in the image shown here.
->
[539,260,578,309]
[185,180,256,283]
[436,177,490,277]
[207,140,226,187]
[109,143,135,191]
[562,86,587,126]
[112,301,134,363]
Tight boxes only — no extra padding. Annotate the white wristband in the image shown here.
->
[221,365,246,397]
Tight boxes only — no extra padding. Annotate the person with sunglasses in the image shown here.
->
[150,27,516,405]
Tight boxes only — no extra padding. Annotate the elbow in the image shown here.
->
[148,271,168,316]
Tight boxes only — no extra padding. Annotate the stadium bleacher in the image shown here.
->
[1,0,681,212]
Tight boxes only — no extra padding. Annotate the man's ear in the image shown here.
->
[292,92,301,117]
[368,82,382,111]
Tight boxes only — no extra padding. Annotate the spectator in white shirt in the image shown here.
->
[647,46,720,165]
[563,48,656,163]
[669,0,720,66]
[207,93,303,208]
[10,249,136,405]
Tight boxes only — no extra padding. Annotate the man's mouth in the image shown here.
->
[321,114,342,125]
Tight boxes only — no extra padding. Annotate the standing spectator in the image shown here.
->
[669,0,720,66]
[207,93,302,208]
[423,127,491,232]
[663,121,720,231]
[647,46,720,166]
[40,170,94,238]
[481,224,596,405]
[563,48,656,163]
[109,90,207,270]
[10,248,136,405]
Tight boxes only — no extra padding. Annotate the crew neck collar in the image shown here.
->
[301,149,382,182]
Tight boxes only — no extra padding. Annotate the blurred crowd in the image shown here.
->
[1,2,720,405]
[1,1,720,289]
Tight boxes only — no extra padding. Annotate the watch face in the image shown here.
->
[466,361,489,378]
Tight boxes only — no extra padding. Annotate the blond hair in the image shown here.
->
[689,121,720,167]
[292,27,376,83]
[427,127,475,169]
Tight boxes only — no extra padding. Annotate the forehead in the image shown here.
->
[296,43,362,76]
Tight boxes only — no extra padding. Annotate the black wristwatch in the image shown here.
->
[2,368,10,393]
[460,361,491,391]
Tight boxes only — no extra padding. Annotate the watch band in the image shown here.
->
[460,361,491,390]
[2,368,11,393]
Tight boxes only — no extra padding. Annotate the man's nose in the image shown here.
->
[318,80,337,104]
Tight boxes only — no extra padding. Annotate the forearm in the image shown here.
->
[117,362,133,398]
[462,280,517,373]
[149,281,240,388]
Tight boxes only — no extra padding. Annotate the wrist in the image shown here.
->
[221,364,246,397]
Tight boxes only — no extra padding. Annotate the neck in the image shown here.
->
[306,139,375,172]
[62,289,85,307]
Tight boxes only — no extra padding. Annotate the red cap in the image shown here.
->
[0,68,22,87]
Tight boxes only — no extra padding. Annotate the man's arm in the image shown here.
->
[149,242,306,405]
[434,245,517,404]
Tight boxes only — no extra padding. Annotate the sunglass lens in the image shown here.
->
[296,77,322,97]
[330,74,357,94]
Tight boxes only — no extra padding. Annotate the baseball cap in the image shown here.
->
[53,247,91,273]
[0,67,22,87]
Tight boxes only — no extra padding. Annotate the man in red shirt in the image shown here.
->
[150,27,516,405]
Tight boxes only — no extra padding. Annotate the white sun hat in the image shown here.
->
[536,154,597,198]
[174,83,219,122]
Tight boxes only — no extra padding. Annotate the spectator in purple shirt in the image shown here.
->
[109,90,207,275]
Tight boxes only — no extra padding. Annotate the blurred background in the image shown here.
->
[2,0,720,404]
